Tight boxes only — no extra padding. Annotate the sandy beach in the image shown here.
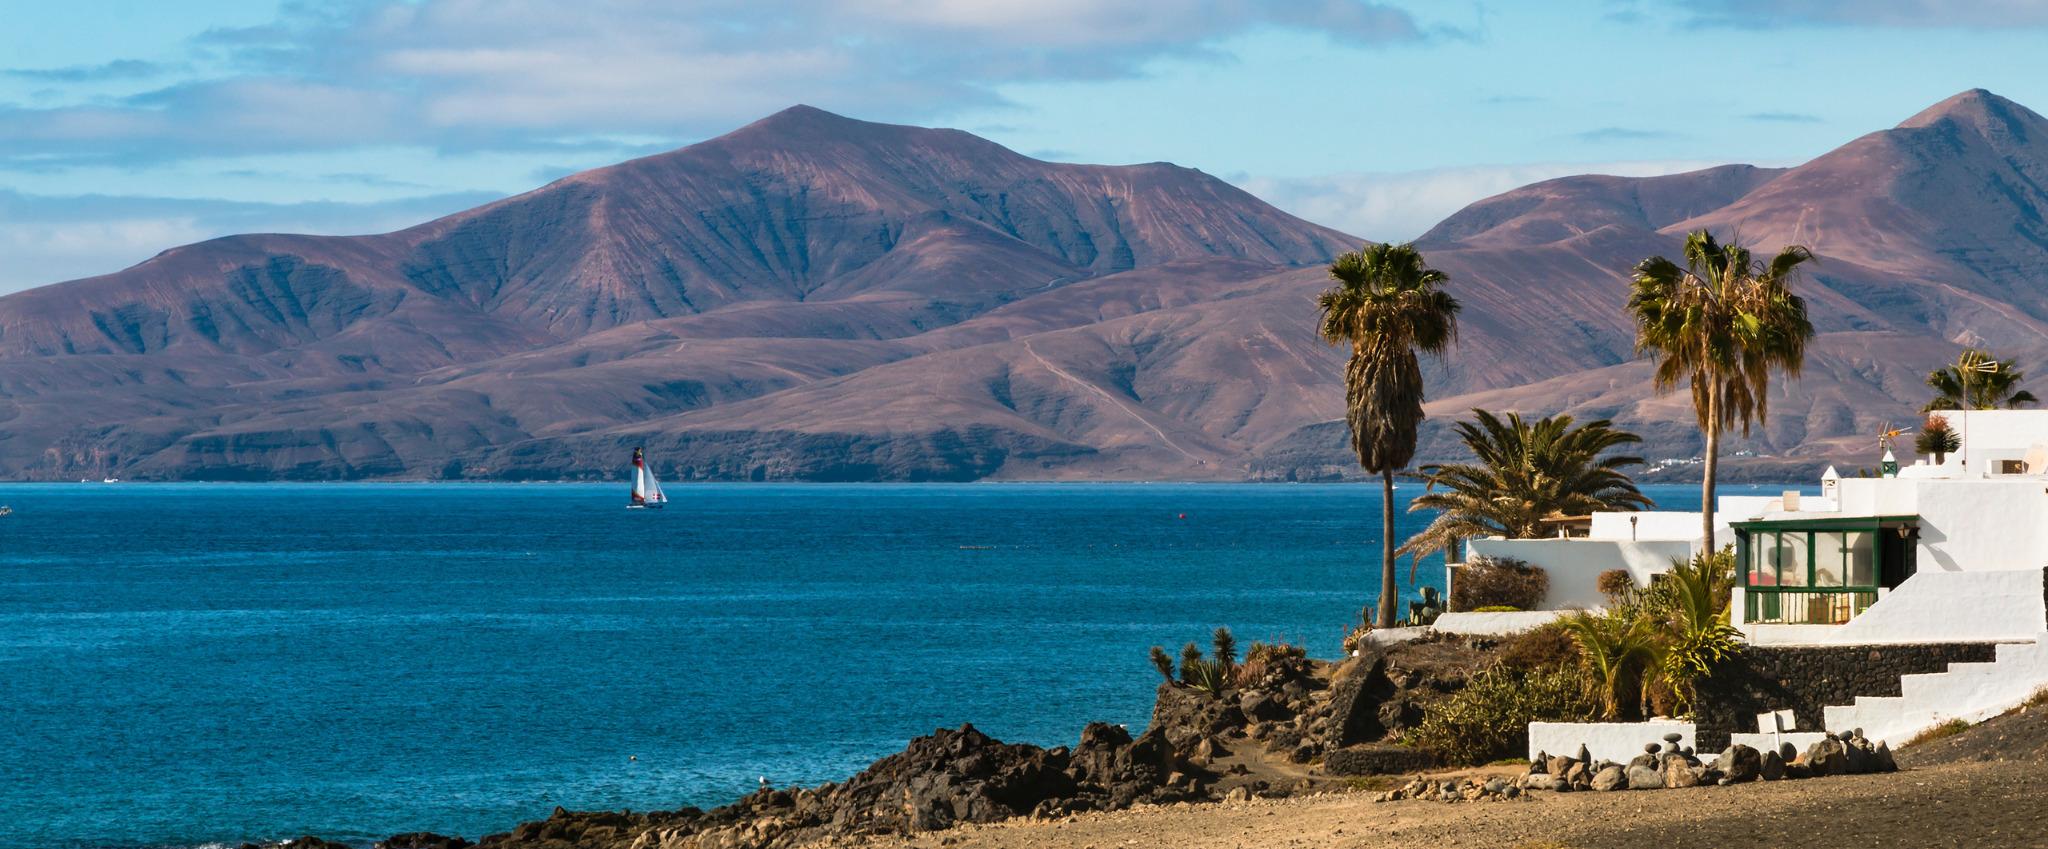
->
[866,759,2048,849]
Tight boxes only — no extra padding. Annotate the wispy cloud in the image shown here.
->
[0,0,1439,169]
[1746,111,1823,123]
[1,59,172,82]
[1235,160,1728,242]
[1671,0,2048,27]
[1574,127,1678,142]
[0,190,500,293]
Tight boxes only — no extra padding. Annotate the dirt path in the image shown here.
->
[858,760,2048,849]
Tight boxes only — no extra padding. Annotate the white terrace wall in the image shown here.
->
[1742,569,2047,646]
[1528,720,1696,763]
[1463,538,1695,610]
[1589,511,1701,541]
[1911,479,2048,573]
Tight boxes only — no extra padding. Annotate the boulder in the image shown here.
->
[1715,744,1763,783]
[1591,765,1628,792]
[1760,748,1787,781]
[376,835,472,849]
[1874,741,1898,773]
[1626,764,1665,790]
[1545,755,1575,777]
[1239,691,1293,723]
[1521,773,1560,791]
[1802,737,1848,777]
[1661,754,1702,789]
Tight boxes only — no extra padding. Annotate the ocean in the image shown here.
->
[0,481,1772,848]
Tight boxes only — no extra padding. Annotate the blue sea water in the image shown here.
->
[0,481,1772,848]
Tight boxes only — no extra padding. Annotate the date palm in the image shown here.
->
[1317,243,1460,628]
[1923,349,2038,411]
[1399,410,1653,563]
[1627,231,1814,546]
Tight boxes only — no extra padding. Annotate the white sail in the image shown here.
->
[629,447,666,507]
[644,466,667,505]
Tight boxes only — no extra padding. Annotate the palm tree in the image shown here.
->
[1559,610,1662,721]
[1400,410,1653,563]
[1627,230,1815,546]
[1317,243,1460,628]
[1924,349,2038,411]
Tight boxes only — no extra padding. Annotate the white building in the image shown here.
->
[1507,410,2048,755]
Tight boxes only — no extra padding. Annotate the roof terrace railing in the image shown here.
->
[1743,587,1879,626]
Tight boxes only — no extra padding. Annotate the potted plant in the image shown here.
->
[1916,413,1961,464]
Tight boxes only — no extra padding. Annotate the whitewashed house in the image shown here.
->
[1516,409,2048,757]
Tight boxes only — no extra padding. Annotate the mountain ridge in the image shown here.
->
[6,91,2048,481]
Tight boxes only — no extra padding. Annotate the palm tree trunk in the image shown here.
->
[1378,468,1398,628]
[1700,390,1720,554]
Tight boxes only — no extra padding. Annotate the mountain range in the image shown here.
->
[3,90,2046,481]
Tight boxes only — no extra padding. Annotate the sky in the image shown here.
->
[3,0,2047,293]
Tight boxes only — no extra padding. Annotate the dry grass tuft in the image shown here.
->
[1905,718,1972,748]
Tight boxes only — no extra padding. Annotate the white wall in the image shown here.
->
[1953,410,2048,473]
[1431,610,1566,636]
[1742,569,2046,646]
[1528,720,1696,763]
[1912,479,2048,573]
[1590,511,1701,541]
[1464,538,1695,610]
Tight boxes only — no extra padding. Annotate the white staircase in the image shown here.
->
[1822,633,2048,748]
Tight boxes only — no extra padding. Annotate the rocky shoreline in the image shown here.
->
[235,632,1907,849]
[245,634,1498,849]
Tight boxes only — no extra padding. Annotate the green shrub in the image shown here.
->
[1495,622,1581,672]
[1452,557,1548,611]
[1472,605,1521,612]
[1596,568,1637,603]
[1235,640,1308,688]
[1408,665,1592,765]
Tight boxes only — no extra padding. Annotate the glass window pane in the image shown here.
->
[1845,530,1876,587]
[1777,533,1810,587]
[1813,532,1847,586]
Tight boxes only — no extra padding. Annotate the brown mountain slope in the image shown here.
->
[8,91,2048,481]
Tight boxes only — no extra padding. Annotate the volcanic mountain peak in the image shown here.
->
[1897,87,2041,134]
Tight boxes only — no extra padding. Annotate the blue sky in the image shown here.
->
[3,0,2047,292]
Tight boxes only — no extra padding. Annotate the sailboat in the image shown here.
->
[628,447,668,509]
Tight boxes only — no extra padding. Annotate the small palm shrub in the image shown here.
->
[1559,610,1661,720]
[1408,665,1592,764]
[1159,629,1242,695]
[1653,548,1741,712]
[1149,646,1175,683]
[1916,414,1961,462]
[1212,626,1237,668]
[1451,556,1548,611]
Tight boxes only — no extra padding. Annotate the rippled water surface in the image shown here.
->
[0,481,1759,848]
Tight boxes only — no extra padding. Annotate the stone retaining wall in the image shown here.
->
[1694,642,1997,751]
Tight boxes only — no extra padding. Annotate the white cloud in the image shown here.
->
[0,0,1435,167]
[1236,160,1729,241]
